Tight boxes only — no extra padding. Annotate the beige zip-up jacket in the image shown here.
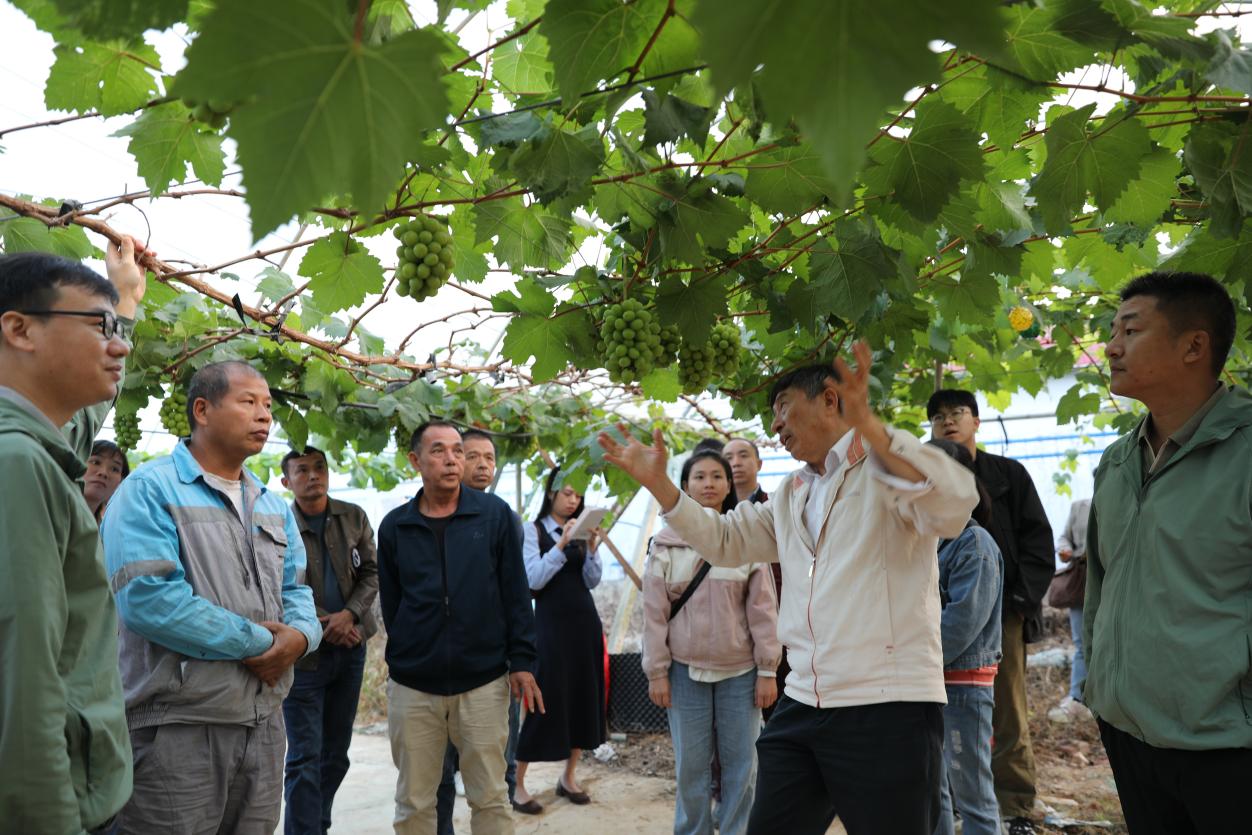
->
[663,427,977,708]
[641,526,781,681]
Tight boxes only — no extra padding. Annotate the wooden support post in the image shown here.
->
[600,534,643,591]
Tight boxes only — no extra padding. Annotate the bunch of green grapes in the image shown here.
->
[395,215,454,300]
[181,97,233,129]
[677,341,716,394]
[113,411,142,452]
[710,322,741,380]
[655,324,681,368]
[159,390,190,437]
[599,299,663,383]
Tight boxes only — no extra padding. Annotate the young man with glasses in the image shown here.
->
[927,390,1054,835]
[0,239,147,834]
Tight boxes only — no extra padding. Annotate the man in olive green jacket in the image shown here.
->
[1086,271,1252,834]
[0,240,146,834]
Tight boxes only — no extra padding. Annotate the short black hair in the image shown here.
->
[281,445,327,476]
[410,419,461,453]
[1120,271,1236,376]
[90,439,130,478]
[767,364,841,408]
[461,428,496,450]
[723,437,761,460]
[926,389,979,420]
[693,437,725,454]
[184,360,265,430]
[0,251,118,320]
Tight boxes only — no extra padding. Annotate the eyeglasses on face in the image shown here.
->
[17,309,122,339]
[931,407,972,424]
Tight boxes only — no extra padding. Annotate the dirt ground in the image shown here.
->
[346,596,1121,834]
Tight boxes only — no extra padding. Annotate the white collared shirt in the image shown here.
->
[796,431,856,543]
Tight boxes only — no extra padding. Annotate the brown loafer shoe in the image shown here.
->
[511,798,544,815]
[555,780,590,805]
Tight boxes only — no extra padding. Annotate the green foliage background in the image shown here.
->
[5,0,1252,493]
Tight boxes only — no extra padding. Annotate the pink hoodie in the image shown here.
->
[641,525,781,681]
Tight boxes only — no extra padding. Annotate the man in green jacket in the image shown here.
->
[1086,271,1252,834]
[0,239,146,834]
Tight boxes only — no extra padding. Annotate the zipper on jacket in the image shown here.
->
[806,556,821,707]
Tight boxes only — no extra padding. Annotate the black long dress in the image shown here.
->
[515,521,606,762]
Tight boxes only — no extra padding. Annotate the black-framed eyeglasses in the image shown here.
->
[931,407,973,424]
[18,309,122,339]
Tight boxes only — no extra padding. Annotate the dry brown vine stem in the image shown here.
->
[0,192,510,379]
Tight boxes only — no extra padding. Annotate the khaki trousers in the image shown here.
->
[387,676,512,835]
[991,609,1037,818]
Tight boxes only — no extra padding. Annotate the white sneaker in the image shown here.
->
[454,771,465,797]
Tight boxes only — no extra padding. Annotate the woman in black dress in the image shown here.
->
[512,468,606,814]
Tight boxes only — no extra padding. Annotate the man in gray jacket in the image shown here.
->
[103,361,321,834]
[280,445,379,834]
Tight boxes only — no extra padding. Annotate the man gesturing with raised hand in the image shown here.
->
[599,343,978,835]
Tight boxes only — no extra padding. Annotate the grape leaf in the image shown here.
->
[508,125,606,203]
[1055,383,1102,426]
[298,233,385,314]
[175,0,450,239]
[933,270,1000,326]
[474,197,573,269]
[1,217,95,259]
[1104,146,1177,227]
[867,99,985,223]
[493,32,553,94]
[44,0,188,39]
[744,144,838,215]
[807,219,896,323]
[657,190,748,264]
[1206,29,1252,96]
[45,39,161,115]
[496,284,579,381]
[539,0,651,103]
[642,90,710,148]
[1184,120,1252,239]
[1033,104,1150,233]
[655,274,727,342]
[939,65,1049,152]
[640,368,682,402]
[694,0,1009,199]
[113,101,225,195]
[997,4,1096,81]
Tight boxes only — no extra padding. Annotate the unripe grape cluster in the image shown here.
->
[677,341,716,394]
[394,216,454,300]
[160,391,191,437]
[114,411,142,452]
[656,324,681,368]
[710,322,741,380]
[180,97,233,129]
[598,299,665,383]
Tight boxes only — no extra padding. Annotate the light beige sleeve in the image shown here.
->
[868,428,979,540]
[664,491,779,568]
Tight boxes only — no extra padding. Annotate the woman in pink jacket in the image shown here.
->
[642,449,780,835]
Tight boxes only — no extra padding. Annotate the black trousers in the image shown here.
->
[747,696,943,835]
[1099,719,1252,835]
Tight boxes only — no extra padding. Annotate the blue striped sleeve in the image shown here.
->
[102,473,274,660]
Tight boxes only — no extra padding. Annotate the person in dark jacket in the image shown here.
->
[927,439,1004,835]
[928,390,1053,835]
[378,420,541,835]
[280,446,380,835]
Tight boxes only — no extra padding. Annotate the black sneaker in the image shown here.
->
[1005,817,1037,835]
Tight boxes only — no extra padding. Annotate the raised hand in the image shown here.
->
[598,422,668,487]
[104,235,150,319]
[828,341,875,433]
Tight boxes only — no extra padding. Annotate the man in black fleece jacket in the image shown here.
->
[378,420,541,835]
